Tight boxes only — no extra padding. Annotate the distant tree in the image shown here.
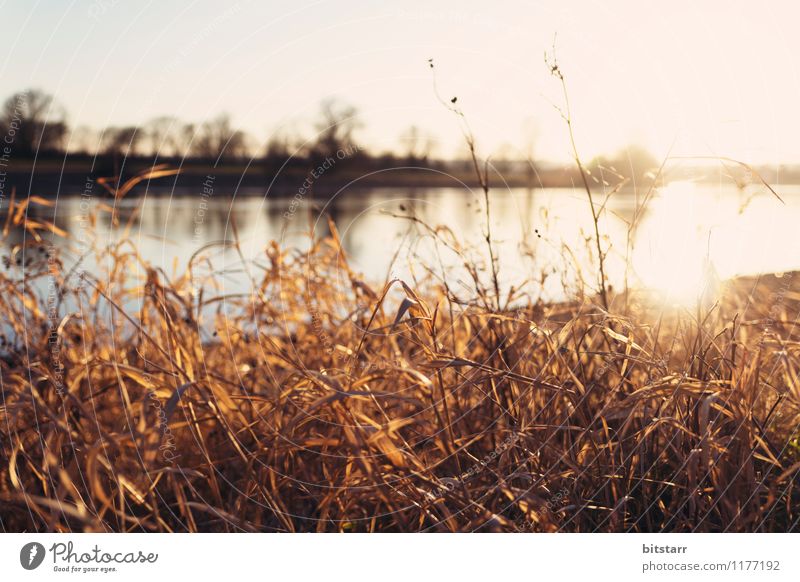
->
[195,114,248,160]
[240,132,259,159]
[67,125,100,156]
[312,99,361,161]
[400,125,421,163]
[145,116,180,158]
[591,145,658,184]
[521,117,538,161]
[0,89,68,155]
[521,117,539,180]
[375,150,398,168]
[264,126,298,163]
[399,125,437,164]
[176,122,197,158]
[493,142,517,162]
[102,126,143,159]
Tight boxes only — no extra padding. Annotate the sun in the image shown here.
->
[632,181,719,305]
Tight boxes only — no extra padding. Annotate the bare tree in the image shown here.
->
[400,125,421,163]
[400,125,437,164]
[591,144,658,184]
[176,122,197,158]
[145,116,180,158]
[420,132,437,162]
[265,126,296,162]
[102,126,143,159]
[195,114,248,160]
[312,98,361,160]
[67,125,100,155]
[0,89,68,155]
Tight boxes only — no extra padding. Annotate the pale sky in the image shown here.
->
[2,0,799,163]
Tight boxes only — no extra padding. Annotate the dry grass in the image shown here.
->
[0,188,799,533]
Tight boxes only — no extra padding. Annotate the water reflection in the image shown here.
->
[6,182,797,304]
[632,181,799,302]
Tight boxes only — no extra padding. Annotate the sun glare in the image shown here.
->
[633,182,718,305]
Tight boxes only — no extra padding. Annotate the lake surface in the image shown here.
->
[9,181,800,305]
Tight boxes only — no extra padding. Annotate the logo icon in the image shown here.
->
[20,542,46,570]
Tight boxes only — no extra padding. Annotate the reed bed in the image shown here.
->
[0,192,799,533]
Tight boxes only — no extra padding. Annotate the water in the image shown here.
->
[8,181,799,305]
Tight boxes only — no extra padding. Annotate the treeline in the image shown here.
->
[1,88,679,190]
[0,90,440,168]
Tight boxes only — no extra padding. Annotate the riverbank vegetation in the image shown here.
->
[0,188,797,532]
[1,55,798,533]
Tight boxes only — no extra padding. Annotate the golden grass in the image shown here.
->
[0,193,799,533]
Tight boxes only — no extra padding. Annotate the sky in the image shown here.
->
[2,0,800,163]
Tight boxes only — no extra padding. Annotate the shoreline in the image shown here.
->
[3,158,797,198]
